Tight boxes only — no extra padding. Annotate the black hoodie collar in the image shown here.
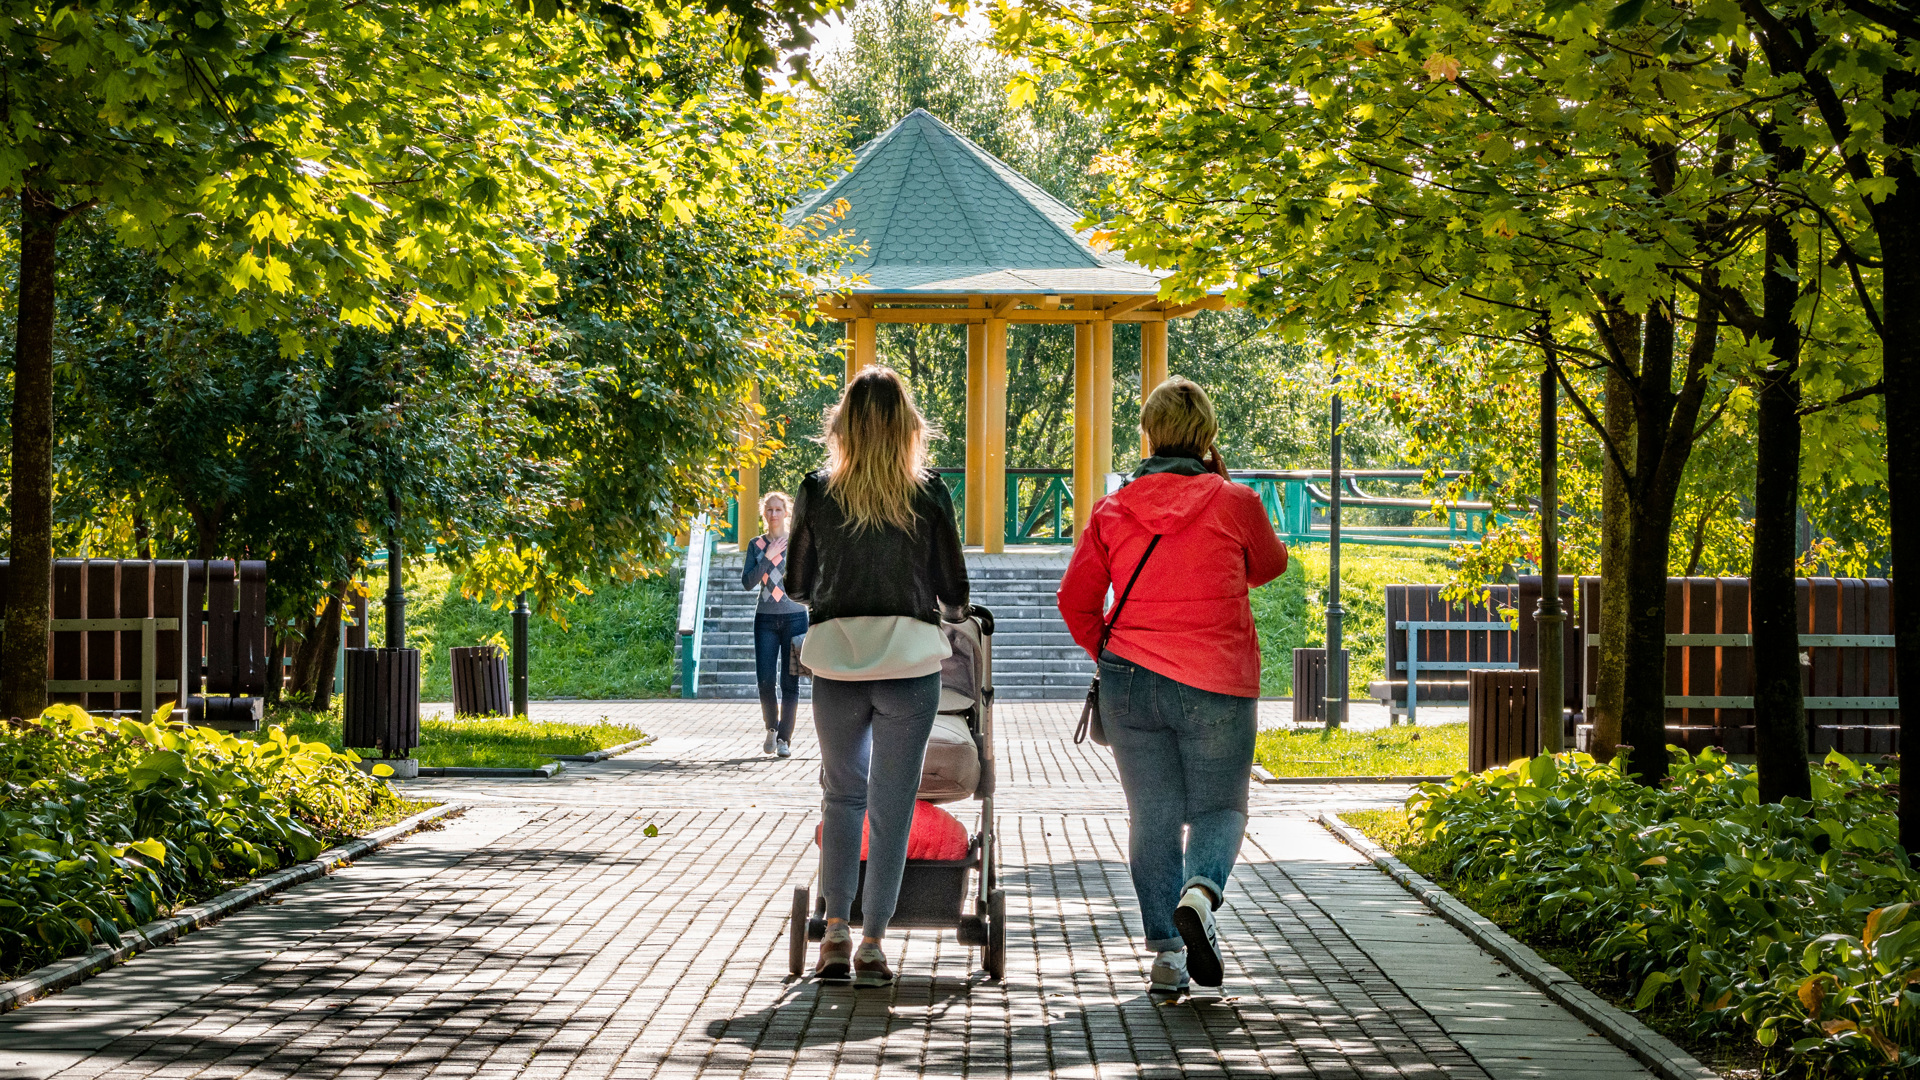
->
[1132,454,1210,479]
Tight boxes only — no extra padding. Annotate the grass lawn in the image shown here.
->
[365,562,681,701]
[259,706,649,770]
[1255,722,1467,777]
[1251,545,1461,697]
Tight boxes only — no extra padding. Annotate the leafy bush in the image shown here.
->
[1408,749,1918,1077]
[0,705,404,977]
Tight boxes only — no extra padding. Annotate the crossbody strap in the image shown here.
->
[1097,534,1163,657]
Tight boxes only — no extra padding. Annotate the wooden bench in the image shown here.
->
[1370,584,1519,723]
[1576,576,1898,755]
[0,559,269,730]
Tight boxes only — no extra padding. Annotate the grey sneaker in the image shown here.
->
[764,729,777,755]
[852,944,895,987]
[1175,886,1223,987]
[776,739,791,758]
[1150,949,1189,995]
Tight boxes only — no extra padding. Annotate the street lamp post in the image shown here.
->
[1326,366,1346,730]
[1537,342,1566,754]
[513,591,531,718]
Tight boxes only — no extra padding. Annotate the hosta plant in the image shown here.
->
[1,705,401,976]
[1409,748,1917,1077]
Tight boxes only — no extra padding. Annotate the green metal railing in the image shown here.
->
[717,468,1496,549]
[676,515,716,699]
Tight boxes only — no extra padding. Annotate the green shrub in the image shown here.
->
[0,705,403,977]
[1408,749,1918,1077]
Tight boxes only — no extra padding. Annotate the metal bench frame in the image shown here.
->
[1397,620,1519,723]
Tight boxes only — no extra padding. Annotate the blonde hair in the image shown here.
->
[758,491,793,535]
[823,366,934,532]
[1141,376,1219,457]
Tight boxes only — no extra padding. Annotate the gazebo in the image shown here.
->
[740,109,1223,553]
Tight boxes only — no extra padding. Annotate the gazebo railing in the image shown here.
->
[717,467,1498,549]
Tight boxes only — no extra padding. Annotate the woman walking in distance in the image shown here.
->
[787,366,969,987]
[1057,377,1287,996]
[741,491,805,757]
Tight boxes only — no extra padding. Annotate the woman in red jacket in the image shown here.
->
[1056,377,1287,997]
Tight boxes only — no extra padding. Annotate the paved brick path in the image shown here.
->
[1,703,1649,1080]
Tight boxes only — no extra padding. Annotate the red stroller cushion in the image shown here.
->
[813,800,970,861]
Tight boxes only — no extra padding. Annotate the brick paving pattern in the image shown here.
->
[0,702,1648,1080]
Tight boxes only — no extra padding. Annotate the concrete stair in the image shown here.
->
[689,551,1091,700]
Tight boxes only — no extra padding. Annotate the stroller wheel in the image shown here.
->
[985,888,1007,981]
[788,886,809,976]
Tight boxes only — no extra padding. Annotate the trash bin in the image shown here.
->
[1291,648,1350,726]
[343,647,420,758]
[1468,668,1539,772]
[450,644,511,717]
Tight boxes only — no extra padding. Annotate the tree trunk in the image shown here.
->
[1615,298,1718,784]
[285,583,348,708]
[1881,142,1920,858]
[1750,131,1812,804]
[1590,313,1639,761]
[1,189,64,720]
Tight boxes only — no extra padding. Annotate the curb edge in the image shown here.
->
[1316,811,1722,1080]
[550,734,656,763]
[0,801,463,1014]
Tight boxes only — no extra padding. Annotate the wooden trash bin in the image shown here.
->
[1291,648,1350,726]
[450,645,511,717]
[343,648,421,758]
[1469,669,1539,772]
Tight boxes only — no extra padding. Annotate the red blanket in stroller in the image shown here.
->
[813,800,970,862]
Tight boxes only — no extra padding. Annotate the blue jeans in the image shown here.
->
[1099,650,1256,952]
[812,672,940,940]
[754,611,808,740]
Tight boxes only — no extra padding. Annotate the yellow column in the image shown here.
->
[848,318,876,383]
[982,319,1009,554]
[1140,320,1169,457]
[1092,315,1114,492]
[738,380,761,544]
[965,322,986,546]
[1073,317,1096,542]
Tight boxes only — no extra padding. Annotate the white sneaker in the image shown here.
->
[764,729,777,754]
[776,739,791,758]
[1150,949,1189,994]
[1174,886,1223,987]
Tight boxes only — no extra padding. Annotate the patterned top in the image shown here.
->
[742,535,805,616]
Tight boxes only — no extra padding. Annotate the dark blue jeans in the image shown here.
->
[754,611,808,740]
[1099,650,1257,952]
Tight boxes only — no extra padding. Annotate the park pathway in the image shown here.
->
[1,703,1652,1080]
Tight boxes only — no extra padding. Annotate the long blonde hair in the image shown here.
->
[823,366,934,532]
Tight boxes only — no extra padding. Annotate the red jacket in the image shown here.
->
[1057,459,1288,698]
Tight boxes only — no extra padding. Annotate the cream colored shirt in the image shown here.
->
[800,615,951,681]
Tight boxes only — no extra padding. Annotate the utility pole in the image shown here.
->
[1326,363,1346,730]
[1537,337,1566,754]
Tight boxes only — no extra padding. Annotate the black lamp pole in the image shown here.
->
[512,590,530,718]
[1537,336,1566,754]
[1326,364,1346,730]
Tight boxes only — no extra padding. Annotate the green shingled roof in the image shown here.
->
[789,110,1168,295]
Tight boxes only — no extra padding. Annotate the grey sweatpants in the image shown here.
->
[812,672,940,940]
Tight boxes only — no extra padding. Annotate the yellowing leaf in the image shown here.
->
[1423,55,1462,82]
[130,839,167,862]
[1638,855,1667,866]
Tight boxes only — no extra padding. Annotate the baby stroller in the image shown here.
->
[788,606,1006,981]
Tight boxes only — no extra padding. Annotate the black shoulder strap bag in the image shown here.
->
[1073,534,1163,747]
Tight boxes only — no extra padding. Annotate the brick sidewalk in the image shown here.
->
[0,703,1649,1080]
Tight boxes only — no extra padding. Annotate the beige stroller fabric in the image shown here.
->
[918,617,989,803]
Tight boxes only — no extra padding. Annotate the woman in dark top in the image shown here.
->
[786,366,968,987]
[741,491,805,758]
